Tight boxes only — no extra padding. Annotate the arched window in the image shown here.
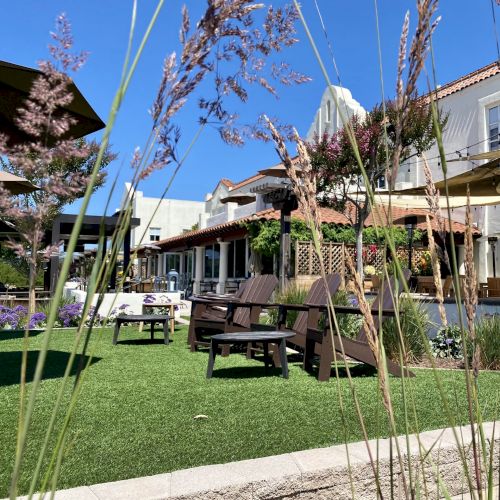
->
[326,100,331,122]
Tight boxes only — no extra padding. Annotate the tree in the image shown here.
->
[307,98,446,276]
[0,15,113,314]
[1,138,114,229]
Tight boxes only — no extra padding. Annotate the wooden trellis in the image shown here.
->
[295,240,428,276]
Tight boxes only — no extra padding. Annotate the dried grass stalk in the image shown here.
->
[346,254,394,414]
[426,215,447,326]
[463,186,479,372]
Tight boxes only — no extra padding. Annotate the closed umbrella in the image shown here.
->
[0,60,105,146]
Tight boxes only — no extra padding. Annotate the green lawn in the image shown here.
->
[0,325,498,496]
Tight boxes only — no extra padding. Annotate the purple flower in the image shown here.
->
[119,304,129,310]
[58,302,83,327]
[14,305,28,316]
[349,297,359,307]
[143,294,155,304]
[445,338,454,345]
[29,312,46,329]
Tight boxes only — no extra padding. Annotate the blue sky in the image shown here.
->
[1,1,498,215]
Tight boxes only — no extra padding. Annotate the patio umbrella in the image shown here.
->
[0,171,38,194]
[258,162,303,178]
[0,60,105,146]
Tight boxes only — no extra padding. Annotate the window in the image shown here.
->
[204,244,220,278]
[227,239,246,278]
[489,105,499,151]
[149,227,161,241]
[377,175,386,189]
[326,100,331,123]
[165,253,180,272]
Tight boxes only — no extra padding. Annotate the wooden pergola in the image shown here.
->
[49,213,140,292]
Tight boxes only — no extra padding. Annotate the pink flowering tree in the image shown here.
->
[307,99,443,276]
[0,15,113,314]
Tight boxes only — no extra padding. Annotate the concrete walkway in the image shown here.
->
[9,421,498,499]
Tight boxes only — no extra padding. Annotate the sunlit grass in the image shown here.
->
[0,325,498,495]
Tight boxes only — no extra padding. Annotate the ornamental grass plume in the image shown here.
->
[425,214,447,326]
[0,14,104,314]
[392,0,440,185]
[132,1,309,182]
[463,186,479,374]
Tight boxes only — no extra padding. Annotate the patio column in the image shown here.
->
[193,246,204,294]
[477,236,489,283]
[457,245,465,274]
[147,255,153,278]
[158,253,164,277]
[137,257,143,279]
[216,241,230,294]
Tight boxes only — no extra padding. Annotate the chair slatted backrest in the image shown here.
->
[357,269,410,342]
[293,274,342,335]
[487,277,500,297]
[232,274,279,327]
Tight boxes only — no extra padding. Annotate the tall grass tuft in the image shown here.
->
[473,315,500,370]
[266,281,308,328]
[382,296,429,363]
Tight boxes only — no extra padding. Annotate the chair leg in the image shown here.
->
[278,339,289,379]
[317,331,334,382]
[112,322,120,345]
[207,341,218,378]
[150,322,154,341]
[246,342,255,359]
[221,344,230,357]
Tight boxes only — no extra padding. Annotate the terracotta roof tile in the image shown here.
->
[137,204,477,254]
[220,178,234,188]
[229,173,265,191]
[422,61,500,102]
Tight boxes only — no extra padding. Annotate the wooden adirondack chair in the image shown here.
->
[188,274,278,352]
[189,282,247,320]
[247,274,343,366]
[304,270,414,381]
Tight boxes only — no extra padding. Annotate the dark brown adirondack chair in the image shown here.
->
[305,270,414,381]
[247,274,343,366]
[188,274,278,352]
[190,282,247,320]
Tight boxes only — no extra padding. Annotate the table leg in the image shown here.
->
[278,338,289,379]
[163,320,170,345]
[112,321,120,345]
[207,340,218,379]
[169,305,175,335]
[150,322,154,341]
[263,341,269,370]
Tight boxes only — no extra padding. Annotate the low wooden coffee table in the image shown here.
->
[113,314,171,345]
[206,331,295,379]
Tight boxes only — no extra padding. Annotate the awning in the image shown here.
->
[389,156,500,197]
[220,193,256,205]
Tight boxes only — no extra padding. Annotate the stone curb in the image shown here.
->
[10,421,499,500]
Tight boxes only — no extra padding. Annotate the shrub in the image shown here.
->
[265,282,308,328]
[430,324,463,359]
[383,297,429,363]
[473,315,500,370]
[330,289,363,339]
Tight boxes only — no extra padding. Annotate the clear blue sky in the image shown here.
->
[2,1,498,215]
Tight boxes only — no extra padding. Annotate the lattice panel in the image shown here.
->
[295,241,345,275]
[295,241,428,276]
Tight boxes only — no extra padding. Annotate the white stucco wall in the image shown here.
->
[306,85,366,140]
[123,184,205,248]
[395,73,500,281]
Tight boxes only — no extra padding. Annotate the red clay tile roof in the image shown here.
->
[229,173,266,191]
[423,61,500,102]
[137,204,477,254]
[220,178,234,188]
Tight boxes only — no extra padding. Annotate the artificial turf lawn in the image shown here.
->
[0,325,498,495]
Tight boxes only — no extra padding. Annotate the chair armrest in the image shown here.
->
[316,305,397,317]
[226,301,280,309]
[278,303,311,312]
